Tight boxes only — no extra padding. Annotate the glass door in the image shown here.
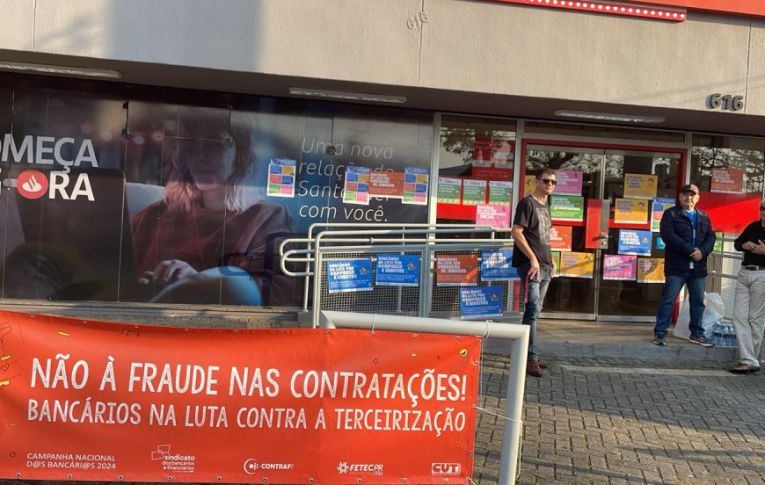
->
[525,145,604,319]
[524,145,682,321]
[597,150,681,320]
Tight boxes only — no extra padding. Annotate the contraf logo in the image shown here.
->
[17,170,48,199]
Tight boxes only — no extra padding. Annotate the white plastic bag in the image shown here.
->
[673,292,724,340]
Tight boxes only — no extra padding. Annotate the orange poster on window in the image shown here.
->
[0,311,480,484]
[549,226,573,251]
[368,170,405,198]
[710,168,744,194]
[435,254,480,286]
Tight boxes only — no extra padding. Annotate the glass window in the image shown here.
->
[0,76,434,309]
[691,135,764,196]
[436,115,516,226]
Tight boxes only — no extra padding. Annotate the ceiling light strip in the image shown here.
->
[493,0,687,22]
[554,109,666,124]
[289,87,407,104]
[0,61,122,79]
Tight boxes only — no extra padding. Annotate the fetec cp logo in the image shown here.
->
[15,169,94,201]
[16,170,48,199]
[336,462,383,476]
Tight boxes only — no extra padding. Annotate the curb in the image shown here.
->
[484,337,738,361]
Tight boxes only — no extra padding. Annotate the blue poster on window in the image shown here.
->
[480,249,518,280]
[459,286,504,319]
[618,229,652,256]
[327,259,373,293]
[375,254,421,286]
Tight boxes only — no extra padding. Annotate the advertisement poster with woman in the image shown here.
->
[0,84,433,308]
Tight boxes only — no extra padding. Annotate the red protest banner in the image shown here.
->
[0,311,480,484]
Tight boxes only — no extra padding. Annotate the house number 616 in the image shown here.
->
[707,94,744,111]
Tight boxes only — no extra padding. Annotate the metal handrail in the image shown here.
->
[298,223,501,312]
[281,240,515,277]
[278,224,516,322]
[310,227,509,325]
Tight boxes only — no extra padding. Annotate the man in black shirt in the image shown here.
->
[511,167,556,377]
[729,201,765,373]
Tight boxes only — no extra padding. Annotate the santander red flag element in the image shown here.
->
[0,311,481,484]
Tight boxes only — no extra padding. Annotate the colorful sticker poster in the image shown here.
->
[554,169,583,195]
[637,257,665,283]
[550,195,584,222]
[558,251,595,279]
[655,235,666,251]
[623,173,658,199]
[550,225,573,251]
[375,254,421,286]
[368,170,404,198]
[461,179,488,206]
[437,176,462,204]
[711,167,745,194]
[343,166,370,205]
[480,249,518,280]
[488,180,513,204]
[617,229,652,256]
[403,167,429,205]
[714,231,723,252]
[614,198,649,224]
[436,254,479,286]
[326,258,373,293]
[266,158,297,198]
[475,203,511,228]
[459,286,504,319]
[602,254,638,281]
[524,175,536,196]
[551,251,561,277]
[651,197,675,232]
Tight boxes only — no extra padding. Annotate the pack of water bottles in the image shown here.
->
[710,320,737,347]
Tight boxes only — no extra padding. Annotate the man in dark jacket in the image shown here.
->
[654,183,716,347]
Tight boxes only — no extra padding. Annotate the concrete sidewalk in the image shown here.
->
[475,318,764,484]
[473,354,765,485]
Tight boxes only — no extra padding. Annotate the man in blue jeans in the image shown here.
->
[654,183,716,347]
[512,168,557,377]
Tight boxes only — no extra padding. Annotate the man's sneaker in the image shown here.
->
[689,335,715,347]
[653,335,667,346]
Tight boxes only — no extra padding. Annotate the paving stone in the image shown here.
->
[472,354,765,484]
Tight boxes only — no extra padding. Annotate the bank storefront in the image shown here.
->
[0,74,761,322]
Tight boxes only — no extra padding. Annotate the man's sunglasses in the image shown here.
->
[540,178,557,185]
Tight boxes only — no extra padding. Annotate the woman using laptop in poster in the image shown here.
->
[130,108,296,307]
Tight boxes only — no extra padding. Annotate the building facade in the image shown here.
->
[0,0,763,322]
